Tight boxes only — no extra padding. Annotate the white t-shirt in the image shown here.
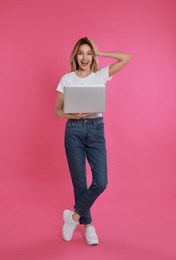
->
[56,66,112,117]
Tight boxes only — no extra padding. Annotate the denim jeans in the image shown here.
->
[64,117,108,225]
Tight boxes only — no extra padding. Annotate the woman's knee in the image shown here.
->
[93,181,108,192]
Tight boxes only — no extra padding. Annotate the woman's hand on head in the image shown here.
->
[87,37,99,56]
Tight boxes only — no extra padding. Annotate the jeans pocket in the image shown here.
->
[95,122,104,130]
[66,120,77,128]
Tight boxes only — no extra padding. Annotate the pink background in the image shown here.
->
[0,0,176,259]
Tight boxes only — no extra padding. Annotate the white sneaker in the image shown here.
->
[62,210,79,241]
[84,225,99,245]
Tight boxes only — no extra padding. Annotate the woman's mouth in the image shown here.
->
[81,61,89,66]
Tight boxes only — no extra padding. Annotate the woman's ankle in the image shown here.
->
[84,223,92,229]
[72,212,80,222]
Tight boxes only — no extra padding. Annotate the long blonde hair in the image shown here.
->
[70,37,99,72]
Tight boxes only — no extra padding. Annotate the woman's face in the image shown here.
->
[76,44,93,71]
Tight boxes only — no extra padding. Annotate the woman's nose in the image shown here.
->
[83,54,87,60]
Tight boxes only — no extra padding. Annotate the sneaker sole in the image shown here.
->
[85,238,99,245]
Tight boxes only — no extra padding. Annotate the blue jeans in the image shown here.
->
[64,117,108,225]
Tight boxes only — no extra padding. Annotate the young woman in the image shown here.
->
[55,37,130,245]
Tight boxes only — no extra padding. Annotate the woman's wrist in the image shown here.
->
[96,50,103,56]
[66,113,76,119]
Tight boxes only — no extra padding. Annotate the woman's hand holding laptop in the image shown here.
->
[71,113,97,120]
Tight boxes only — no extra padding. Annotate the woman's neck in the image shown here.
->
[76,69,91,78]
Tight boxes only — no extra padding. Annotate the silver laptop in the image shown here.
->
[64,85,106,113]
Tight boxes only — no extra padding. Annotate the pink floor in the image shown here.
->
[1,178,176,260]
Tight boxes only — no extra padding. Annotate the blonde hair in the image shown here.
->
[70,37,99,72]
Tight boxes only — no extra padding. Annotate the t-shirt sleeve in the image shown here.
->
[99,66,112,83]
[56,75,66,93]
